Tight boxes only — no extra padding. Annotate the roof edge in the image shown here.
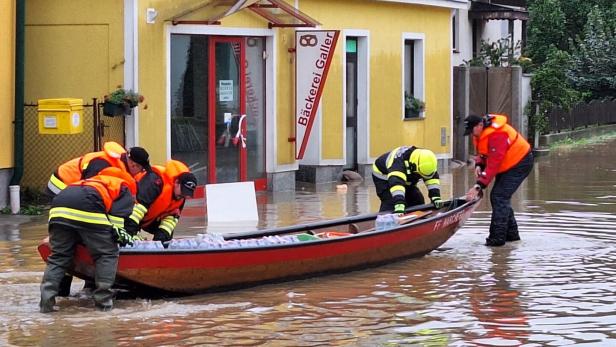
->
[375,0,469,10]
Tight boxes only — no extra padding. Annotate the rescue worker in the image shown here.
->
[40,167,137,313]
[125,160,197,243]
[372,146,443,214]
[46,141,150,197]
[48,142,150,297]
[463,114,534,246]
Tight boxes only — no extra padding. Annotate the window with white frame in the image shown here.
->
[452,9,460,52]
[403,34,424,119]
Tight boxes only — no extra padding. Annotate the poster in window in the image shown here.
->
[219,80,234,102]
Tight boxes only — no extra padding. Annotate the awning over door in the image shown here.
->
[169,0,320,28]
[469,1,528,21]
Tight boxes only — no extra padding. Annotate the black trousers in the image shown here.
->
[41,223,119,307]
[372,175,425,212]
[488,152,534,241]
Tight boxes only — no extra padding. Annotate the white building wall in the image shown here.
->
[452,6,473,67]
[481,19,524,57]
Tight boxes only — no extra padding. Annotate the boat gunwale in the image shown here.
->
[118,197,476,256]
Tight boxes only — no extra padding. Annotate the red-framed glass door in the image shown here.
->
[208,36,247,183]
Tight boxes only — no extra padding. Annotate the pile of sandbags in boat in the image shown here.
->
[122,232,321,250]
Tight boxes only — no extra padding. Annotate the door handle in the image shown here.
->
[233,114,247,148]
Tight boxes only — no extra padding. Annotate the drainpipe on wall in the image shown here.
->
[10,0,25,214]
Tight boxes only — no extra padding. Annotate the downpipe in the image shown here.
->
[10,0,25,214]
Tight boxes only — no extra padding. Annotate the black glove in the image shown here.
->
[152,229,172,243]
[124,218,141,236]
[113,226,135,246]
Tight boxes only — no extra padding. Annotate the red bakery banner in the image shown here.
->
[295,30,340,159]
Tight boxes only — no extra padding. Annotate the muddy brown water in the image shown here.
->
[1,138,615,346]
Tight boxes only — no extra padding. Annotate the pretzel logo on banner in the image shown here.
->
[299,35,318,47]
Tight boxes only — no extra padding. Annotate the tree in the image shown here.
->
[560,0,615,41]
[567,6,616,99]
[531,49,584,134]
[526,0,567,67]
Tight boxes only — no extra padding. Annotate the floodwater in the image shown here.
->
[1,138,616,346]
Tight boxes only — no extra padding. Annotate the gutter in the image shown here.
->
[10,0,24,186]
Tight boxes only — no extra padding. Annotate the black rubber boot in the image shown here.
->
[95,300,113,312]
[39,297,56,313]
[506,232,521,242]
[485,237,506,247]
[58,274,73,297]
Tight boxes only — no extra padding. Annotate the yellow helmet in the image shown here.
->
[410,149,437,178]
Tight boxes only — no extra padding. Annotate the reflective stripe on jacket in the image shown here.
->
[372,146,441,205]
[49,167,136,229]
[473,114,530,173]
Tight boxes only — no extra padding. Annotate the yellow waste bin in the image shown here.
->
[38,98,84,134]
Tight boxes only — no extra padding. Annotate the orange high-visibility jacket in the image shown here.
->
[473,114,530,173]
[48,167,136,230]
[85,167,137,212]
[139,160,190,228]
[48,142,127,195]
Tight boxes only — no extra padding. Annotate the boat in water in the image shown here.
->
[38,197,479,294]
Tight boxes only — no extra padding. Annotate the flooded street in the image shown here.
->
[1,138,616,346]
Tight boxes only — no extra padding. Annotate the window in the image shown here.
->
[452,9,459,52]
[403,34,424,119]
[170,34,209,185]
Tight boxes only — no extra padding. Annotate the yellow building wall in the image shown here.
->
[25,0,125,101]
[275,28,297,165]
[300,0,452,159]
[22,0,454,176]
[0,0,15,169]
[20,0,126,189]
[138,0,452,166]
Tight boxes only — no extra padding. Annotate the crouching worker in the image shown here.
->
[125,160,197,244]
[46,141,150,197]
[40,167,137,313]
[48,143,149,297]
[372,146,443,213]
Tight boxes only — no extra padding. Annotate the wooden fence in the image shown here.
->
[547,99,616,133]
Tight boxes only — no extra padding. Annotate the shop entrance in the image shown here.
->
[170,35,267,191]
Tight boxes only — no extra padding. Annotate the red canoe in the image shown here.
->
[38,198,479,294]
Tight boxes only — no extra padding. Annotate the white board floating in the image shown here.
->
[205,182,259,225]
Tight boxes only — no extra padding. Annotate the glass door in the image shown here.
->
[209,37,246,183]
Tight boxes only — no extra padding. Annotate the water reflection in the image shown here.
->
[467,246,529,345]
[1,138,616,345]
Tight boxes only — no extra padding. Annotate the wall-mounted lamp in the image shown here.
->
[146,8,158,24]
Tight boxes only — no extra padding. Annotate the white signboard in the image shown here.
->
[205,181,258,224]
[219,80,234,101]
[295,30,340,159]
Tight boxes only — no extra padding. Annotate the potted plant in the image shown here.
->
[103,87,146,117]
[404,92,425,118]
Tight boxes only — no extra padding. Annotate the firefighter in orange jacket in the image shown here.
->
[125,160,197,243]
[48,142,150,297]
[40,167,137,313]
[46,141,150,197]
[464,114,534,246]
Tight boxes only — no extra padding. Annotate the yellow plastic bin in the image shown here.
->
[38,98,84,134]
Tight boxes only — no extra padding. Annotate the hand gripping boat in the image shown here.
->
[38,197,479,294]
